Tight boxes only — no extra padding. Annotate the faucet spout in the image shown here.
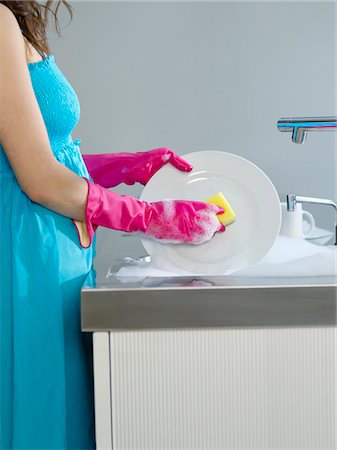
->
[277,116,337,143]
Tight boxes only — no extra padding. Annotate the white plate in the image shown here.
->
[140,151,281,275]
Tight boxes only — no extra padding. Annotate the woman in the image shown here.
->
[0,1,224,448]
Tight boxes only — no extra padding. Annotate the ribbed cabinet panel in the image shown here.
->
[109,327,336,450]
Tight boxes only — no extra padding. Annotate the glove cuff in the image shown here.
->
[73,177,98,248]
[73,177,155,248]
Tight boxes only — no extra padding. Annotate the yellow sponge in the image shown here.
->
[204,192,236,226]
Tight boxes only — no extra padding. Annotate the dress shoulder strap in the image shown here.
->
[20,28,46,59]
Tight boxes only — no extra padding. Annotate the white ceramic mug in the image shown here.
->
[280,202,315,238]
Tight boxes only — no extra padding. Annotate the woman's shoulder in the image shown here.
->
[0,4,27,60]
[0,4,22,44]
[0,4,22,37]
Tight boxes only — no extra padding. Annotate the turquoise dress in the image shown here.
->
[0,53,96,449]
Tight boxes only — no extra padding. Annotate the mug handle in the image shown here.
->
[302,211,315,237]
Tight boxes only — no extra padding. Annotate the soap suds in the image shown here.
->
[145,200,223,245]
[115,236,337,279]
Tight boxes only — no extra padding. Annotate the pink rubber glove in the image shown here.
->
[81,147,193,188]
[73,178,225,248]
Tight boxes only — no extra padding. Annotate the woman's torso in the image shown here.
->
[0,38,95,282]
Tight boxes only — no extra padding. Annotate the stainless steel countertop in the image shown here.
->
[81,260,337,331]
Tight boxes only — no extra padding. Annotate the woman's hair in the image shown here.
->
[0,1,72,56]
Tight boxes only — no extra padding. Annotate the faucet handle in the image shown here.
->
[287,193,297,212]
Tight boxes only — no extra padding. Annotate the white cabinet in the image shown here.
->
[92,327,336,450]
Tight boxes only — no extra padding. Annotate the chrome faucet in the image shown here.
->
[287,194,337,245]
[278,115,337,244]
[277,116,337,143]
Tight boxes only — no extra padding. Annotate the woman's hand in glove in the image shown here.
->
[124,148,193,186]
[74,178,225,248]
[143,200,225,245]
[82,147,192,188]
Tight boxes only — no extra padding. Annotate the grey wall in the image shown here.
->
[48,1,336,277]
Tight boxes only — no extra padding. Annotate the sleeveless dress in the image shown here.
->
[0,53,97,449]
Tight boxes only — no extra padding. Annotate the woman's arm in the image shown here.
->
[0,5,225,249]
[0,4,88,222]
